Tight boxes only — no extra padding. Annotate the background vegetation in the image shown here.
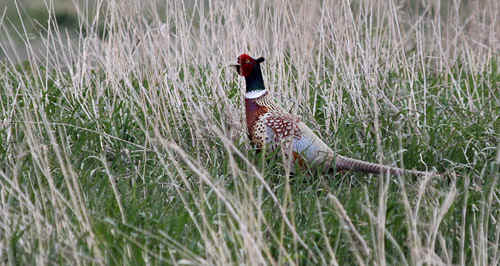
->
[0,0,499,265]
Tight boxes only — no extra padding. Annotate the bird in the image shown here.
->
[231,53,434,176]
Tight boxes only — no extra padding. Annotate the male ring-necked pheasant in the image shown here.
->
[232,54,433,176]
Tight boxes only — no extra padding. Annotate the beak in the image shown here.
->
[229,64,240,74]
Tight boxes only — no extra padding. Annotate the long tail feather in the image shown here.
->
[335,155,433,176]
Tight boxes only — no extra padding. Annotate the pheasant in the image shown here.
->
[232,53,433,176]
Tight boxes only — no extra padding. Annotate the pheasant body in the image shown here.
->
[233,54,433,176]
[245,90,332,167]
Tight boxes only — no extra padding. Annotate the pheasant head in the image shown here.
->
[232,54,266,92]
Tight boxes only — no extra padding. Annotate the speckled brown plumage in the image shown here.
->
[245,92,302,149]
[245,96,269,147]
[264,114,301,142]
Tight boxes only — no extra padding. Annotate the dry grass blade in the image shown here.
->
[328,193,371,265]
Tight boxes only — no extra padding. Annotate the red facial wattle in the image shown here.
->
[240,62,254,77]
[237,54,255,77]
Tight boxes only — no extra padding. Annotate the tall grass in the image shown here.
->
[0,0,499,265]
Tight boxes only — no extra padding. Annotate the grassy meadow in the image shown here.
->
[0,0,499,265]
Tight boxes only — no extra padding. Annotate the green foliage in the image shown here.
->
[1,59,498,265]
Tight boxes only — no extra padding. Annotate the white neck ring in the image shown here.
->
[245,89,267,99]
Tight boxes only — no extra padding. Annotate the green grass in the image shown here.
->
[1,59,498,265]
[1,0,499,265]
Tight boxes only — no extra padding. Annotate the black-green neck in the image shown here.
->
[245,65,266,93]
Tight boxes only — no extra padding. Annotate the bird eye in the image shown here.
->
[245,59,250,64]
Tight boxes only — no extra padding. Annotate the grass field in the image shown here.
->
[0,0,499,265]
